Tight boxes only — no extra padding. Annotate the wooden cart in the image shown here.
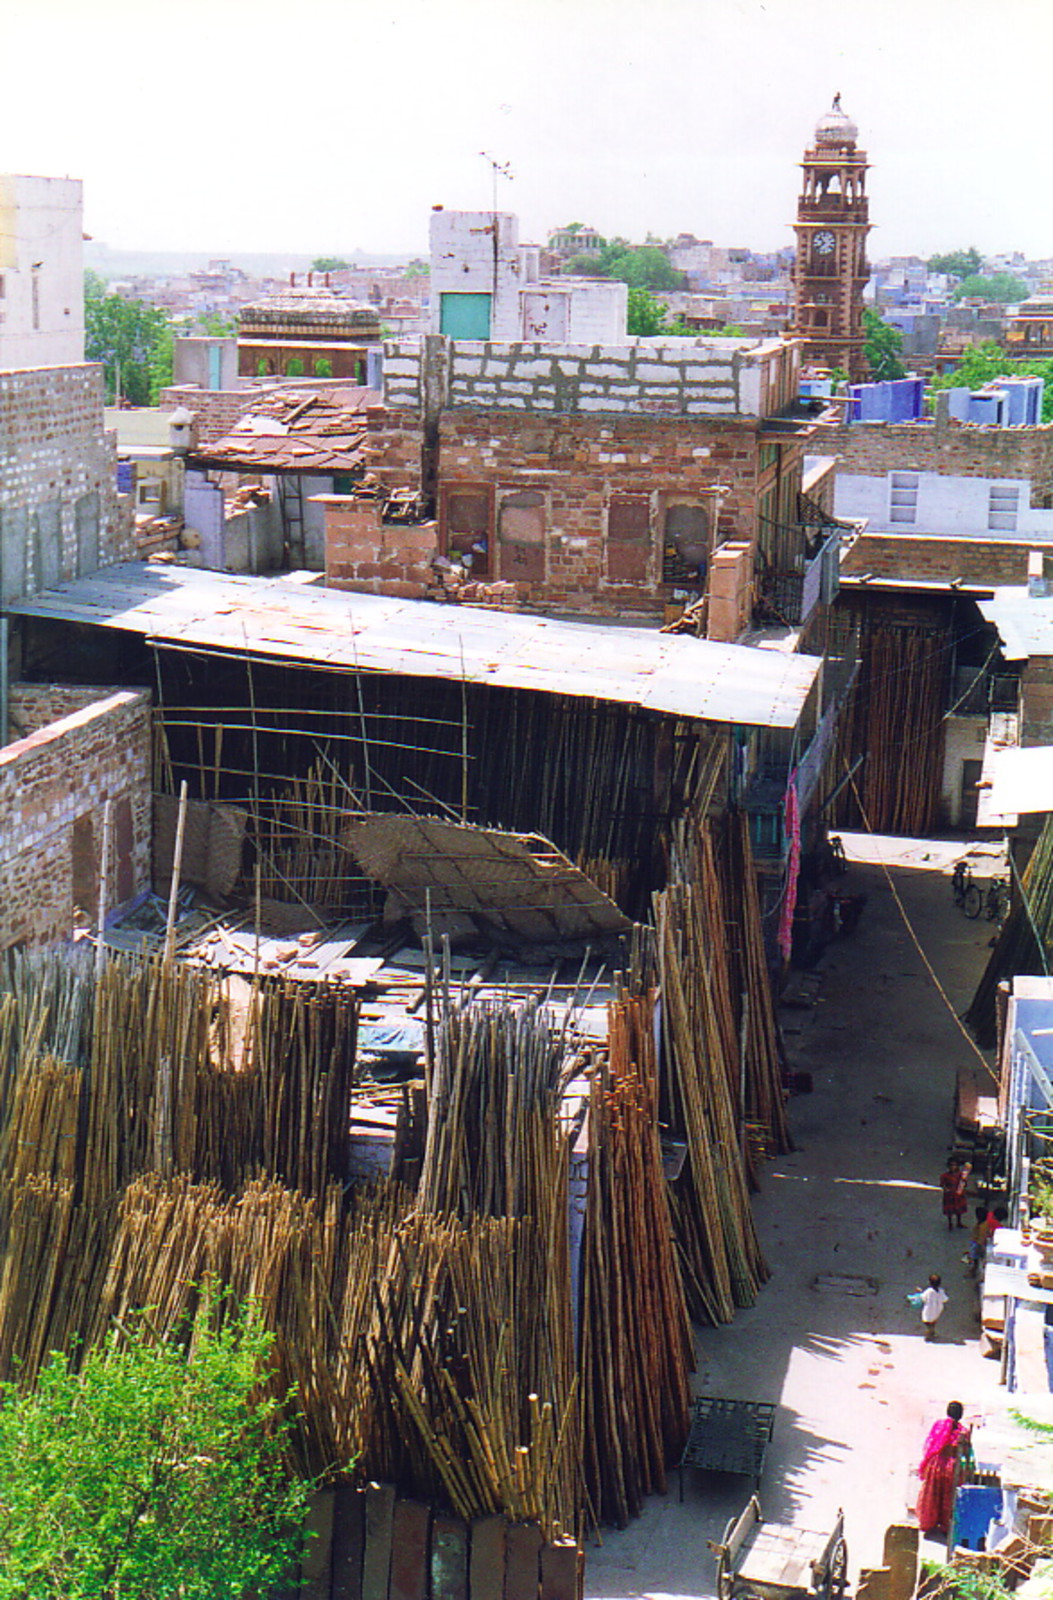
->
[710,1495,848,1600]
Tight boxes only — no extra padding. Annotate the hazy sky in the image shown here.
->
[3,0,1050,262]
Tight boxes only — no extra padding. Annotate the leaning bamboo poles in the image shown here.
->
[580,990,693,1528]
[967,813,1053,1048]
[653,811,772,1324]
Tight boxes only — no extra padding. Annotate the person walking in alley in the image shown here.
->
[916,1401,972,1536]
[940,1155,970,1230]
[920,1273,948,1340]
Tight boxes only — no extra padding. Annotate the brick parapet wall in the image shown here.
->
[7,683,105,742]
[324,497,437,599]
[840,532,1036,587]
[384,339,752,417]
[0,364,132,598]
[0,689,152,950]
[825,418,1053,503]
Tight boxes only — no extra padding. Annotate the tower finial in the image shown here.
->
[833,91,841,111]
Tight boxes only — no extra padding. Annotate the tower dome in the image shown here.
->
[814,94,858,146]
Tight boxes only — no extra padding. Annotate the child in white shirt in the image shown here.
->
[921,1273,948,1341]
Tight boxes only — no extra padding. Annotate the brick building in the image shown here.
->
[1,686,152,950]
[322,332,844,638]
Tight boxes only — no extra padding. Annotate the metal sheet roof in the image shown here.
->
[8,564,822,729]
[984,744,1053,818]
[978,588,1053,662]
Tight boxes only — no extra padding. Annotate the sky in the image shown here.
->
[3,0,1052,263]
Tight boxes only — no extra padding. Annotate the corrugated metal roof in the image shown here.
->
[978,588,1053,662]
[8,564,822,729]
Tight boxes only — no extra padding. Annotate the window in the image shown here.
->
[662,502,710,586]
[286,357,305,377]
[31,272,40,331]
[607,494,651,582]
[314,358,333,377]
[988,484,1020,532]
[442,485,492,576]
[889,472,919,525]
[498,491,545,583]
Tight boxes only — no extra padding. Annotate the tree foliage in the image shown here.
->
[197,311,238,337]
[84,271,173,406]
[953,272,1030,304]
[0,1295,311,1599]
[928,340,1053,422]
[927,247,982,280]
[862,307,907,381]
[311,256,351,272]
[565,241,683,291]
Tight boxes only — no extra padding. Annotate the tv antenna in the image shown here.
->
[479,152,513,214]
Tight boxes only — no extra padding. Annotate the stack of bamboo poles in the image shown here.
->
[653,812,772,1324]
[967,814,1053,1049]
[832,620,950,835]
[581,990,693,1527]
[713,811,792,1156]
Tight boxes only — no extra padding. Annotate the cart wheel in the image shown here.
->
[963,884,983,919]
[829,1539,848,1600]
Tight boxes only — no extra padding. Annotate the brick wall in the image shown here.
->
[7,683,105,742]
[1022,658,1053,747]
[840,531,1037,587]
[426,408,764,617]
[0,688,152,950]
[825,417,1053,504]
[0,364,132,602]
[323,496,437,599]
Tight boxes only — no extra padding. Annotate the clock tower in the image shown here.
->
[791,97,872,382]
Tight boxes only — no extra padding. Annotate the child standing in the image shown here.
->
[967,1206,990,1278]
[921,1273,948,1341]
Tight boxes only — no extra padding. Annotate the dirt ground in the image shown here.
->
[585,831,1010,1600]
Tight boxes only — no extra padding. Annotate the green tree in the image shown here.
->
[627,286,671,336]
[927,247,982,280]
[84,271,173,406]
[404,260,430,278]
[862,307,907,381]
[928,341,1053,422]
[0,1296,311,1598]
[566,241,683,291]
[953,272,1030,304]
[311,256,351,272]
[197,311,238,337]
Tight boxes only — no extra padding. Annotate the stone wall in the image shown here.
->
[383,337,792,419]
[429,408,765,618]
[825,416,1053,506]
[840,532,1037,587]
[0,688,152,950]
[0,364,131,603]
[6,683,104,742]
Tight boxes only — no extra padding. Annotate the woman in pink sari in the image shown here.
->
[917,1401,970,1536]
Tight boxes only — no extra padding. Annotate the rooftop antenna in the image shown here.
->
[479,151,513,216]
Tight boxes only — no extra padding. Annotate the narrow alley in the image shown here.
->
[586,832,1007,1600]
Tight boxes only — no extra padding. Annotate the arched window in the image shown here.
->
[314,357,333,378]
[286,357,305,377]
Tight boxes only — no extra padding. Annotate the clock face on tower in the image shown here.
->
[813,230,836,256]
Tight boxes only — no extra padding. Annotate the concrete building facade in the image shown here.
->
[0,174,84,369]
[429,210,627,345]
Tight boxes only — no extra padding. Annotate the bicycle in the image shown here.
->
[983,878,1010,924]
[952,860,982,919]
